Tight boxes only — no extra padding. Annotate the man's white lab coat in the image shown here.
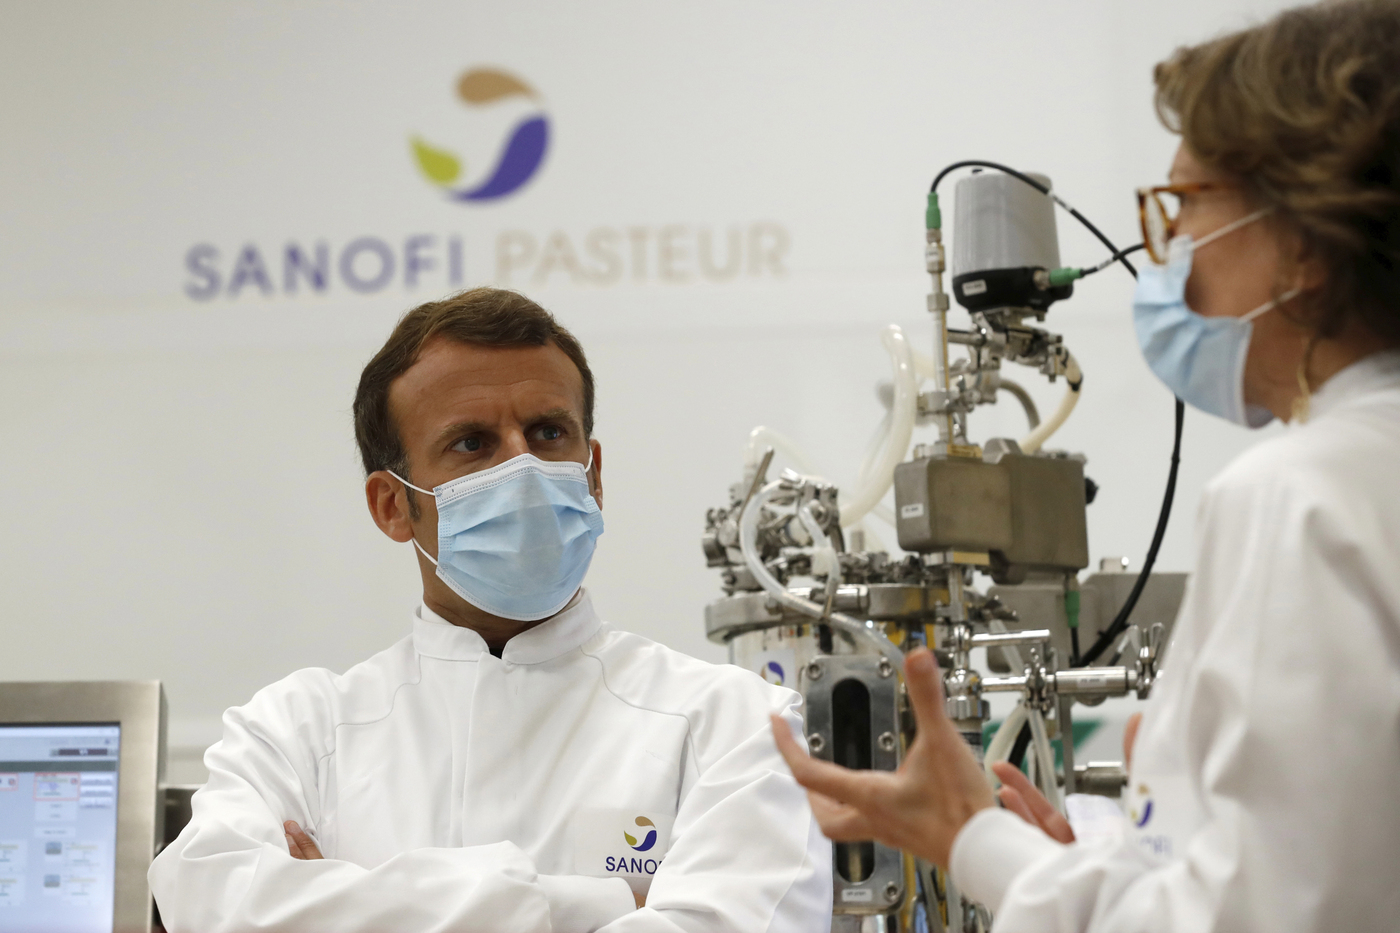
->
[950,350,1400,931]
[149,592,832,933]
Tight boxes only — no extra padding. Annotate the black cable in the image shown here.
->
[930,159,1137,278]
[1008,722,1033,771]
[1078,397,1184,666]
[930,160,1184,668]
[1079,243,1145,279]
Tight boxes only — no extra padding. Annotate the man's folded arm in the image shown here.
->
[150,705,635,933]
[597,694,833,933]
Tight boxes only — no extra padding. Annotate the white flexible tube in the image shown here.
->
[868,503,897,527]
[910,347,938,382]
[796,501,840,605]
[988,618,1024,671]
[855,410,893,485]
[984,701,1030,787]
[1027,706,1063,811]
[984,620,1032,788]
[1019,352,1082,455]
[739,481,904,661]
[839,325,917,527]
[744,426,819,475]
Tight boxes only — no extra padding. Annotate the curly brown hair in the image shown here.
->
[1154,0,1400,345]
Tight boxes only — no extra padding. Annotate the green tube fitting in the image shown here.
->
[1064,590,1081,630]
[1048,267,1082,288]
[926,192,942,231]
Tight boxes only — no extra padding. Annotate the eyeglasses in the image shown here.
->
[1136,183,1237,264]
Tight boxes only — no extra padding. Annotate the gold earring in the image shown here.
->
[1292,334,1318,424]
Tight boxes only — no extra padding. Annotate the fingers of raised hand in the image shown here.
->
[283,820,323,860]
[807,791,879,842]
[989,764,1074,843]
[1124,712,1143,770]
[990,761,1038,798]
[901,649,951,737]
[997,785,1038,826]
[771,714,888,809]
[770,714,807,770]
[990,763,1055,822]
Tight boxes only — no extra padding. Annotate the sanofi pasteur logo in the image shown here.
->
[180,64,791,301]
[410,68,549,202]
[624,816,657,852]
[761,661,785,685]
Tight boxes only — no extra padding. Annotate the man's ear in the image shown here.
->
[588,439,603,510]
[365,471,416,543]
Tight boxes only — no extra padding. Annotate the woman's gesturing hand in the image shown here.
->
[988,709,1144,844]
[770,647,995,868]
[990,762,1075,844]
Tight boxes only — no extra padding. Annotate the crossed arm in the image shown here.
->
[282,824,648,910]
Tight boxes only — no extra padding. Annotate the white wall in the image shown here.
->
[0,0,1293,780]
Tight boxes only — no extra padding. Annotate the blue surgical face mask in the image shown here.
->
[390,452,604,622]
[1133,208,1298,428]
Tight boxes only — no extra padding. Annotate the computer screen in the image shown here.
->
[0,724,121,933]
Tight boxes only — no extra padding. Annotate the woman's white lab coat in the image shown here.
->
[951,350,1400,932]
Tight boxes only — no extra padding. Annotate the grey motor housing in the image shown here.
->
[950,170,1071,313]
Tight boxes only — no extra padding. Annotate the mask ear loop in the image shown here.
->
[1193,206,1275,252]
[387,470,433,495]
[410,537,439,567]
[387,471,440,566]
[582,446,599,499]
[1240,285,1303,324]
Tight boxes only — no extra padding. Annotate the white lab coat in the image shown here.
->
[950,350,1400,932]
[149,591,832,933]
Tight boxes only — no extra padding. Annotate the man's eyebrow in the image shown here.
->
[432,420,492,447]
[528,408,583,429]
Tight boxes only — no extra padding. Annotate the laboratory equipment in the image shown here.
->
[700,165,1185,932]
[0,682,166,933]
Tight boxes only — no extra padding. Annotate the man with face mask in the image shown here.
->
[148,288,832,933]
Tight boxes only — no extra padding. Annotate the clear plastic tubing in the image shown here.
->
[839,325,916,527]
[738,480,904,662]
[744,425,819,475]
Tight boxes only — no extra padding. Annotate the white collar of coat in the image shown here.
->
[412,589,601,664]
[1308,347,1400,422]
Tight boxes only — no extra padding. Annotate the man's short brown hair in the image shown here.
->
[353,287,595,480]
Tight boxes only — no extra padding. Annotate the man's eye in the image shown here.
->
[452,437,482,452]
[539,425,563,441]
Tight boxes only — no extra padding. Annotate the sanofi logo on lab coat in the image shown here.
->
[624,816,658,851]
[1129,784,1155,829]
[1127,774,1202,861]
[573,809,674,894]
[752,648,795,687]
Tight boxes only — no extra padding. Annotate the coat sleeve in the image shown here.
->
[149,681,636,933]
[596,688,832,933]
[948,452,1400,932]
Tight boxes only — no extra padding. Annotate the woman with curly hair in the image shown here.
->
[773,2,1400,929]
